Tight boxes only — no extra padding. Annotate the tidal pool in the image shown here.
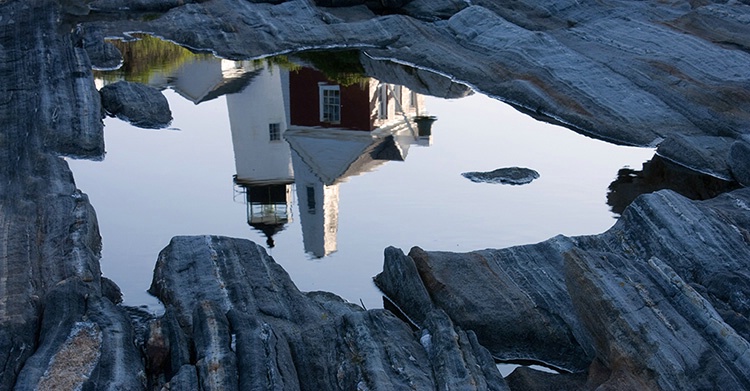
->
[68,51,656,312]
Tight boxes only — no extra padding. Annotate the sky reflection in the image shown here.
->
[70,56,655,312]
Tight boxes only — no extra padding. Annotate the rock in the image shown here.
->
[4,0,750,388]
[319,4,377,22]
[101,276,123,304]
[656,135,735,180]
[148,235,507,390]
[88,0,196,12]
[14,278,146,391]
[376,244,596,372]
[729,135,750,187]
[192,301,238,391]
[360,54,474,99]
[461,167,540,185]
[84,0,750,178]
[166,365,200,390]
[373,246,435,326]
[376,187,750,389]
[401,0,468,21]
[505,366,589,391]
[318,0,411,11]
[565,250,750,390]
[100,81,173,129]
[80,25,124,70]
[606,154,739,215]
[62,0,90,16]
[0,1,144,389]
[669,3,750,53]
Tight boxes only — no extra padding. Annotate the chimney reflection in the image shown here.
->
[228,57,435,257]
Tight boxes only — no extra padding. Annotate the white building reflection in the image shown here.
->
[226,61,294,248]
[145,57,436,258]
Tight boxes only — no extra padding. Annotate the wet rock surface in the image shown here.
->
[461,167,540,185]
[100,81,173,129]
[376,187,750,389]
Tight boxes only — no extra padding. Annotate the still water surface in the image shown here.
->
[69,58,654,312]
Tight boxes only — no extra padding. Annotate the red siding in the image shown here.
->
[289,68,372,131]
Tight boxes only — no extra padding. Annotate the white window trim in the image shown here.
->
[377,84,388,120]
[268,123,281,142]
[319,84,341,123]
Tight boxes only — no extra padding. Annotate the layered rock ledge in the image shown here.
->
[375,187,750,389]
[0,1,141,389]
[82,0,750,181]
[144,235,507,390]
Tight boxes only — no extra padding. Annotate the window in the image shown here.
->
[410,90,418,108]
[306,186,316,214]
[319,85,341,123]
[394,85,403,114]
[377,84,388,120]
[268,123,281,141]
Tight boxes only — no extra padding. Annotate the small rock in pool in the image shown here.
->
[461,167,540,185]
[100,81,172,129]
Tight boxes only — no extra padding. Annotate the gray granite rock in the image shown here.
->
[83,0,750,178]
[461,167,540,185]
[505,366,589,391]
[729,135,750,187]
[377,243,596,372]
[565,250,750,390]
[88,0,196,12]
[167,365,201,390]
[376,187,750,389]
[669,3,750,53]
[192,300,239,391]
[361,54,474,99]
[80,25,124,70]
[100,81,172,129]
[0,1,145,389]
[656,135,736,180]
[4,0,750,389]
[14,278,146,391]
[401,0,468,21]
[148,235,507,390]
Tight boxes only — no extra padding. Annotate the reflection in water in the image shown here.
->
[225,61,294,248]
[96,38,263,104]
[96,36,435,259]
[80,36,658,309]
[607,155,739,215]
[228,62,432,257]
[94,34,212,84]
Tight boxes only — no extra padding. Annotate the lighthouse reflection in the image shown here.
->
[227,59,434,258]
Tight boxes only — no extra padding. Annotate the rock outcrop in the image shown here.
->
[146,235,508,390]
[100,81,173,129]
[375,187,750,389]
[82,0,750,181]
[0,1,143,389]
